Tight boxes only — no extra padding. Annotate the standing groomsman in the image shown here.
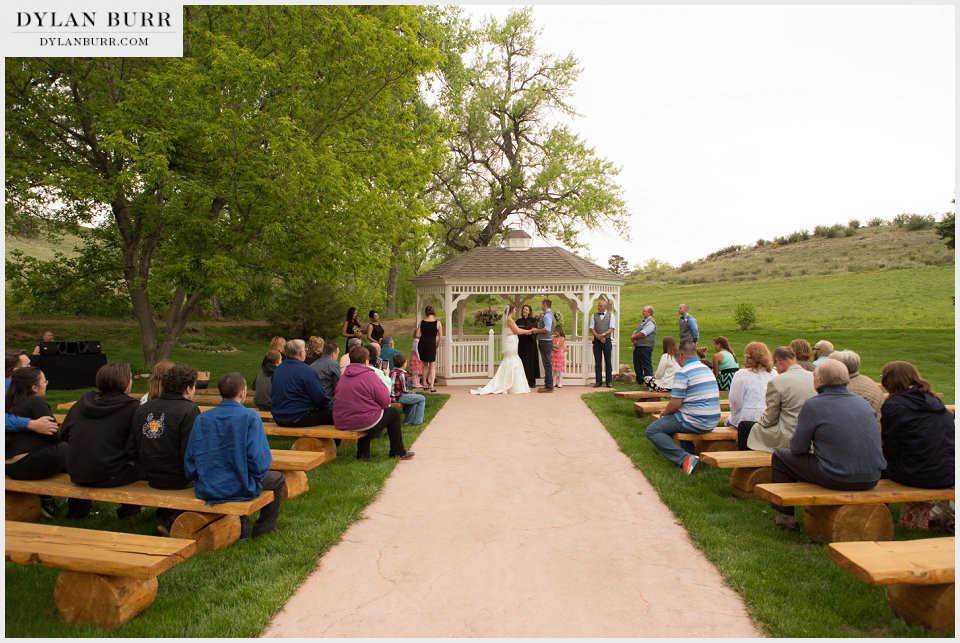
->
[590,299,617,388]
[630,306,656,385]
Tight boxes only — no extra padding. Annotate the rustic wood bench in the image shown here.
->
[615,389,728,400]
[699,450,773,497]
[269,449,330,498]
[5,520,196,629]
[635,398,730,418]
[828,537,955,632]
[6,474,273,552]
[753,480,956,543]
[261,421,364,460]
[670,427,739,454]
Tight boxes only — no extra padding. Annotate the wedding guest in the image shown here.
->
[409,330,423,390]
[341,337,362,373]
[5,351,57,436]
[263,337,286,368]
[253,350,282,411]
[711,336,740,391]
[790,338,815,372]
[334,346,413,460]
[60,362,142,520]
[341,307,363,353]
[677,304,699,343]
[366,310,386,344]
[304,336,325,365]
[630,306,656,385]
[368,342,383,370]
[879,361,954,489]
[746,347,816,452]
[516,304,540,388]
[644,336,680,392]
[271,339,332,427]
[185,372,285,540]
[589,298,615,388]
[552,325,567,389]
[32,330,55,356]
[141,359,175,404]
[417,306,442,393]
[389,353,426,425]
[812,339,834,365]
[6,350,30,385]
[769,359,885,531]
[380,337,400,371]
[830,350,884,421]
[311,342,341,401]
[728,342,776,449]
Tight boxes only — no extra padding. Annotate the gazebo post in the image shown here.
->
[581,286,591,382]
[443,286,453,380]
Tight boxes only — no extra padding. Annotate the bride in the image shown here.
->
[470,305,535,395]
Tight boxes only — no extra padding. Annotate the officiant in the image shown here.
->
[515,304,540,388]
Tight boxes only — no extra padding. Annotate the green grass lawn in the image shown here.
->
[5,392,449,637]
[582,390,953,638]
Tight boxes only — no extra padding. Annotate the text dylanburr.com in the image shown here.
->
[2,1,184,57]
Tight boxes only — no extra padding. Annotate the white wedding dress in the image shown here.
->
[470,329,530,395]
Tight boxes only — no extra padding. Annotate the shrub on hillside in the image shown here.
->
[936,213,954,249]
[755,238,768,247]
[813,224,846,239]
[843,225,857,237]
[678,261,694,273]
[892,213,935,230]
[733,303,758,330]
[706,244,744,260]
[866,217,885,227]
[786,229,810,243]
[764,256,775,263]
[847,219,861,229]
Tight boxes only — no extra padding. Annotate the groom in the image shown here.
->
[530,299,554,393]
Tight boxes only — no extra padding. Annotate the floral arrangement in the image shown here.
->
[473,307,503,326]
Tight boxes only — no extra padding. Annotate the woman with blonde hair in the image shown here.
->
[729,342,776,450]
[140,360,174,404]
[643,336,679,392]
[790,338,815,372]
[305,336,325,365]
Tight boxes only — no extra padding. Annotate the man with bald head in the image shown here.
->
[812,339,834,366]
[829,349,884,420]
[677,304,698,344]
[768,359,886,531]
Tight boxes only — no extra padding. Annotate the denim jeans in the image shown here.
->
[645,413,710,467]
[398,393,425,425]
[633,345,653,384]
[593,339,613,385]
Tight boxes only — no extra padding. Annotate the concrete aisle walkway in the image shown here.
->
[264,387,760,637]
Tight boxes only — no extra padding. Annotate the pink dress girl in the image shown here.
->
[409,337,423,389]
[551,333,566,388]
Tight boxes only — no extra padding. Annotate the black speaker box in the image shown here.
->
[77,340,102,354]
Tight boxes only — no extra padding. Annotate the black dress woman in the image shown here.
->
[515,304,540,388]
[366,310,385,344]
[416,306,443,392]
[341,307,363,353]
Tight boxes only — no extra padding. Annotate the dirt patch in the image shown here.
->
[382,317,416,337]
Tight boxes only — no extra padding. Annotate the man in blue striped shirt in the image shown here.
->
[644,341,721,474]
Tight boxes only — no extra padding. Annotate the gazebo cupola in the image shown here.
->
[412,228,625,386]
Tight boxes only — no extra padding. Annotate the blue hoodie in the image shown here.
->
[184,400,272,503]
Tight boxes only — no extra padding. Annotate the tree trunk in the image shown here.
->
[210,296,224,320]
[385,258,399,317]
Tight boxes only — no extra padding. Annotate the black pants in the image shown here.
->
[538,341,554,389]
[593,339,612,385]
[276,407,334,427]
[5,442,69,479]
[736,421,757,451]
[243,470,285,534]
[356,406,405,459]
[633,345,653,384]
[770,449,879,516]
[67,464,144,519]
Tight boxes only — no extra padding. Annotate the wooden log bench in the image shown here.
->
[828,537,955,632]
[615,389,728,400]
[670,427,739,454]
[6,520,196,629]
[635,398,730,418]
[5,474,272,552]
[699,450,773,498]
[269,449,330,498]
[262,422,364,460]
[754,480,956,543]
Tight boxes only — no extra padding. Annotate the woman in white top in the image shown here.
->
[643,336,680,392]
[728,341,776,449]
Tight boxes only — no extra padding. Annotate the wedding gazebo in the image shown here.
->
[412,230,626,386]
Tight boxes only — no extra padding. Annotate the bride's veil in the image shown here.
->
[502,305,511,337]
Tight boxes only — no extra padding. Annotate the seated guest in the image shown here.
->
[644,341,721,475]
[368,342,383,370]
[389,353,426,425]
[5,351,57,437]
[340,337,362,373]
[253,350,282,411]
[311,342,341,401]
[711,336,740,391]
[879,361,954,489]
[6,350,30,388]
[379,337,401,371]
[263,336,286,368]
[130,364,200,535]
[643,336,679,392]
[185,373,285,540]
[746,347,816,452]
[141,359,174,404]
[812,339,834,365]
[727,342,776,450]
[60,362,143,520]
[769,360,885,530]
[790,338,815,372]
[304,336,325,365]
[334,346,413,461]
[271,339,332,427]
[830,350,884,421]
[32,330,55,355]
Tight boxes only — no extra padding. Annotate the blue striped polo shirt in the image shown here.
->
[671,357,721,432]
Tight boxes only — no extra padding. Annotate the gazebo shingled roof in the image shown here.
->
[412,246,623,284]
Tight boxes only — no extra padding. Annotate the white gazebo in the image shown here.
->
[412,230,625,386]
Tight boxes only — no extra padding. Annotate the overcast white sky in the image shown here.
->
[462,4,955,267]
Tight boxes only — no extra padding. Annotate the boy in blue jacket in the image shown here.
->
[184,372,285,540]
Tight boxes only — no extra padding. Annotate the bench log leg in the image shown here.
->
[170,512,241,552]
[634,408,648,419]
[291,437,337,461]
[887,583,954,632]
[6,491,40,522]
[53,571,158,629]
[282,471,308,499]
[729,466,772,499]
[803,504,894,543]
[698,440,738,454]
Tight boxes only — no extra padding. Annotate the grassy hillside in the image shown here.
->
[5,230,86,262]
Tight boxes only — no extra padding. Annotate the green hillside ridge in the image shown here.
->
[5,230,86,263]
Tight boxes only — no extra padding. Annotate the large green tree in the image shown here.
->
[428,7,629,254]
[6,5,446,366]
